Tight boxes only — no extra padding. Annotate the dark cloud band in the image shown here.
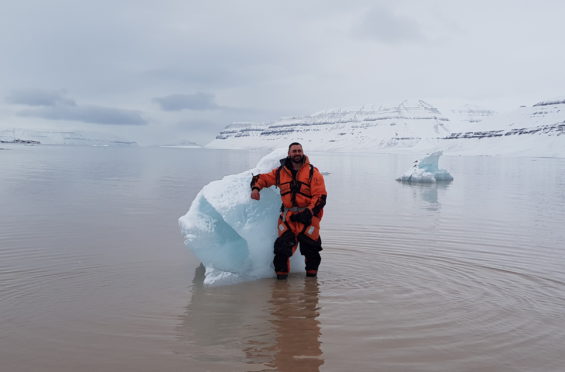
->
[7,89,146,125]
[18,105,147,126]
[5,89,76,107]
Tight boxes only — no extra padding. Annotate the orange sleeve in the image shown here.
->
[308,168,327,212]
[251,168,278,190]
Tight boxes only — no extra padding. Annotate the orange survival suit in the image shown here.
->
[251,155,327,277]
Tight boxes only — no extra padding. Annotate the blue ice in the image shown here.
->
[396,151,454,183]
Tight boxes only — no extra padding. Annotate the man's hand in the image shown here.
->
[251,189,260,200]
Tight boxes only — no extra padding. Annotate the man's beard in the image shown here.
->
[291,155,304,163]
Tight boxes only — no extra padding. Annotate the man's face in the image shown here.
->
[288,145,304,163]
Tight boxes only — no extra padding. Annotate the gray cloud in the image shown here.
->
[154,93,219,111]
[18,105,146,126]
[6,89,76,106]
[353,6,424,43]
[8,88,146,125]
[2,1,565,144]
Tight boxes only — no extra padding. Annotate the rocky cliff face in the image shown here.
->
[0,129,137,146]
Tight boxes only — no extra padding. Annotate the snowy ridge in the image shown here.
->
[159,139,202,148]
[444,101,565,139]
[209,100,458,150]
[0,128,137,146]
[207,98,565,157]
[445,122,565,140]
[215,122,266,140]
[445,104,496,124]
[533,97,565,107]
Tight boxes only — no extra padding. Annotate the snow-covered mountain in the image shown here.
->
[439,98,565,157]
[158,140,202,148]
[209,100,459,150]
[0,129,137,146]
[443,104,496,126]
[207,98,565,157]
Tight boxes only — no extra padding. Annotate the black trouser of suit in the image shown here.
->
[273,230,322,274]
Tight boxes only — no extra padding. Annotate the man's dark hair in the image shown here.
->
[288,142,302,151]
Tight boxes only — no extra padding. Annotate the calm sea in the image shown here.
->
[1,145,565,372]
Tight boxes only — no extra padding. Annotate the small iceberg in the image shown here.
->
[396,151,453,183]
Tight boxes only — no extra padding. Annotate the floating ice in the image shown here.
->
[396,151,453,183]
[178,148,305,285]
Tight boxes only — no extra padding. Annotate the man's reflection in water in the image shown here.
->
[178,264,323,371]
[263,278,323,372]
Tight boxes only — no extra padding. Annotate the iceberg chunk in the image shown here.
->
[396,151,453,183]
[179,148,305,285]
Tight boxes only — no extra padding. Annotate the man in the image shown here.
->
[250,143,327,279]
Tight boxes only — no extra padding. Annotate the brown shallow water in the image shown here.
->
[1,146,565,371]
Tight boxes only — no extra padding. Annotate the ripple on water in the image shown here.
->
[316,227,565,370]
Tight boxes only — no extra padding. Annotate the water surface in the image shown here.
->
[1,146,564,371]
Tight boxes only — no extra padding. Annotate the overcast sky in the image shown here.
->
[1,0,564,145]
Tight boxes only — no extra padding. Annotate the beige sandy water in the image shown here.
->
[1,146,565,371]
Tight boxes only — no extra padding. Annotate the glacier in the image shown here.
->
[396,151,454,183]
[178,148,306,285]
